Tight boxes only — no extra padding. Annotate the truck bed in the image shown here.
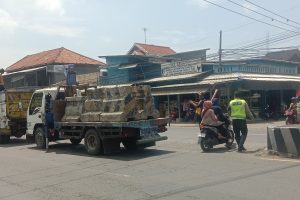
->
[54,118,169,149]
[54,118,169,129]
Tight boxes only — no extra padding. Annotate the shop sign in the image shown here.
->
[161,60,201,76]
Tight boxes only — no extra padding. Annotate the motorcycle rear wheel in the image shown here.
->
[225,130,234,149]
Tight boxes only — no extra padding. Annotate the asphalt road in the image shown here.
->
[0,120,299,200]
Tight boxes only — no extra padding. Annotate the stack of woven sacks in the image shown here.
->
[62,85,159,122]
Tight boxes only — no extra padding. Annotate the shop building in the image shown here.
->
[4,47,104,89]
[100,44,300,121]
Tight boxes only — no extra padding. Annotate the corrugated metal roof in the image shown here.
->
[201,73,300,83]
[150,72,300,96]
[151,85,208,96]
[3,66,46,76]
[135,73,204,84]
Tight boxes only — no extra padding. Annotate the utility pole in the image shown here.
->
[143,28,147,44]
[219,30,222,65]
[266,32,270,53]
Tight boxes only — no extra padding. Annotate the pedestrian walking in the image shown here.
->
[228,91,254,152]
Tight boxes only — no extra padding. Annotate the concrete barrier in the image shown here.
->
[267,125,300,156]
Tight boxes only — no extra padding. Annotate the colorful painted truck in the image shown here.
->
[26,85,168,155]
[0,88,35,143]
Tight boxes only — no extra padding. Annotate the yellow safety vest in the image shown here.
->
[229,99,246,119]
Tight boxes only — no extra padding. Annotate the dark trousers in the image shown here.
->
[232,119,248,149]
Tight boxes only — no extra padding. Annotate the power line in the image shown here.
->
[243,0,300,26]
[225,0,300,30]
[202,0,298,33]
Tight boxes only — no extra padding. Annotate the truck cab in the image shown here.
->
[26,87,59,140]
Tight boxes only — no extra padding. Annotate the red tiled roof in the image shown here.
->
[128,43,176,56]
[6,47,104,73]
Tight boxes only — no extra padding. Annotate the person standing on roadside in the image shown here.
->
[228,91,254,152]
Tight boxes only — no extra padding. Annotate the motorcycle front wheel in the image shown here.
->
[200,138,212,152]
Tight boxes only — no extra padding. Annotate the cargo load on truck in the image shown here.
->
[61,85,159,123]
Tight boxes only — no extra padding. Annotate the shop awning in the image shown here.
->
[3,66,46,76]
[150,72,300,96]
[151,84,209,96]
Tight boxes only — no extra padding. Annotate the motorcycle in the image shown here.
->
[198,115,234,152]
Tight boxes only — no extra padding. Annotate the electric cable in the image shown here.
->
[202,0,298,33]
[225,0,300,30]
[243,0,300,26]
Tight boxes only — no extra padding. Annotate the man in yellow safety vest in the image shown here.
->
[228,91,254,152]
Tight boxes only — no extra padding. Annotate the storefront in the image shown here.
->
[100,52,300,121]
[149,70,300,121]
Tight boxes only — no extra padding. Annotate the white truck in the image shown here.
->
[26,85,168,155]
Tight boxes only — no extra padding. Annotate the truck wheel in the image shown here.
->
[70,138,82,145]
[3,135,10,144]
[0,135,10,144]
[122,139,137,150]
[35,127,46,149]
[84,129,102,155]
[26,134,35,143]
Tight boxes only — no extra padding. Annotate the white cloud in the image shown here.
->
[0,0,86,38]
[0,9,18,33]
[35,0,65,16]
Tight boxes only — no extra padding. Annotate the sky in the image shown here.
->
[1,0,300,68]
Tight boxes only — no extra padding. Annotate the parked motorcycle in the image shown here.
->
[198,116,234,152]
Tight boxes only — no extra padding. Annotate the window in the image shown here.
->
[29,93,43,115]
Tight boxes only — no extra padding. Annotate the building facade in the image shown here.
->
[101,47,300,121]
[4,47,104,89]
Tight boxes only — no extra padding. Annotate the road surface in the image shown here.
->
[0,120,299,200]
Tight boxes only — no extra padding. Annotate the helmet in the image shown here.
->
[291,97,296,101]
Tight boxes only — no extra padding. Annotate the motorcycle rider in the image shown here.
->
[200,100,227,139]
[212,91,227,123]
[285,97,297,124]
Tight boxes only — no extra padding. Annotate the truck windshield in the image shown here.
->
[29,93,43,115]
